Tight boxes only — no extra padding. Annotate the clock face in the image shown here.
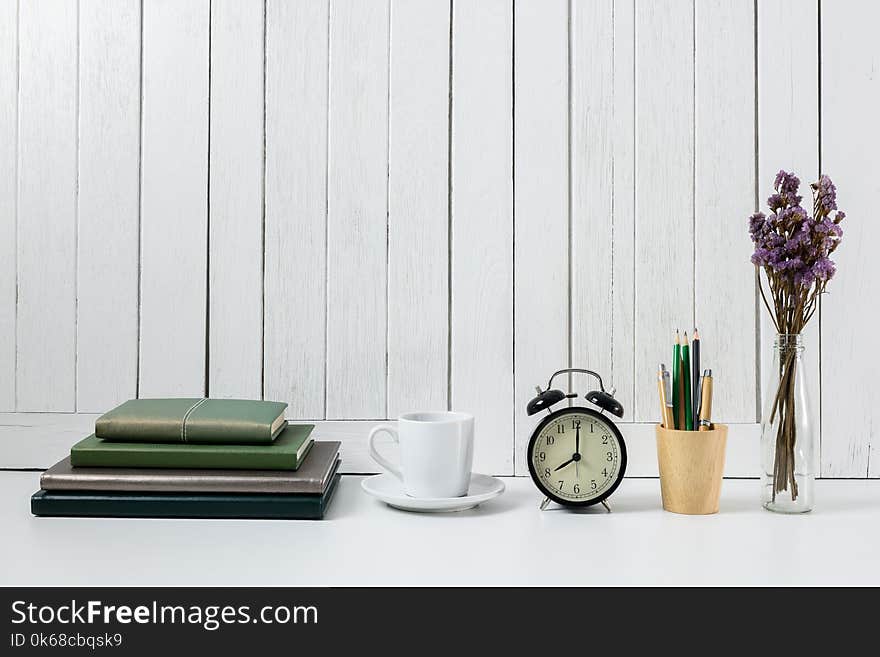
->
[527,408,626,506]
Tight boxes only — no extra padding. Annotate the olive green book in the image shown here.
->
[95,398,288,444]
[70,424,314,470]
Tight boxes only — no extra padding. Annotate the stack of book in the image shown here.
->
[30,399,341,520]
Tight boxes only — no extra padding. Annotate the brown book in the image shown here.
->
[41,441,340,495]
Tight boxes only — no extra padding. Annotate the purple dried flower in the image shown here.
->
[748,169,845,320]
[781,257,804,272]
[749,212,766,239]
[774,170,801,195]
[776,205,807,225]
[786,223,811,249]
[794,268,816,288]
[814,174,837,214]
[766,248,786,271]
[812,257,836,281]
[767,193,785,211]
[768,186,803,211]
[751,249,767,266]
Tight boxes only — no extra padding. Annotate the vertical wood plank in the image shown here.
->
[634,0,694,421]
[138,0,209,397]
[17,0,77,411]
[571,0,613,400]
[513,0,569,474]
[77,0,141,412]
[326,0,389,419]
[451,0,513,474]
[264,0,328,417]
[821,0,879,477]
[694,0,755,422]
[757,0,821,464]
[386,0,449,417]
[0,0,16,411]
[611,0,636,417]
[208,0,264,399]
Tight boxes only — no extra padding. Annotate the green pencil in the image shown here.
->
[682,332,693,430]
[672,331,681,429]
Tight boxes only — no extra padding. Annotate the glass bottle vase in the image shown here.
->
[761,333,816,512]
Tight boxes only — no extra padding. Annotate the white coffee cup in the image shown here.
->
[368,411,474,498]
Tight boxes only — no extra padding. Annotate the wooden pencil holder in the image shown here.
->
[655,424,727,515]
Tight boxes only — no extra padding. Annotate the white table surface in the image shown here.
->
[2,471,879,586]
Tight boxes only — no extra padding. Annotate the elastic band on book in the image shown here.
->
[181,398,209,443]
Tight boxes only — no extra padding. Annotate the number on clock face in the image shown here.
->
[530,411,622,503]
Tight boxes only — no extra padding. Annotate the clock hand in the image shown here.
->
[554,457,575,472]
[575,422,580,455]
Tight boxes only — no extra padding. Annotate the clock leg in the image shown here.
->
[540,497,552,511]
[601,500,611,513]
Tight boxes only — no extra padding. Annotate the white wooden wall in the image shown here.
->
[0,0,876,478]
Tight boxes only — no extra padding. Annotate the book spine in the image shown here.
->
[96,418,182,442]
[39,474,319,494]
[96,420,279,444]
[69,448,303,471]
[185,420,281,444]
[31,491,328,520]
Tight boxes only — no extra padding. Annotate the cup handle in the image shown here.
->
[368,424,402,480]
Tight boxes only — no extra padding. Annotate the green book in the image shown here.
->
[71,424,314,470]
[95,398,288,444]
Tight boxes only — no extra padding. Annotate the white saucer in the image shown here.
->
[361,473,505,513]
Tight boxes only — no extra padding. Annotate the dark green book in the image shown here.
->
[30,473,341,520]
[95,398,288,444]
[70,424,314,470]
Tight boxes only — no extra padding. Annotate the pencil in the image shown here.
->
[682,332,692,430]
[692,328,701,426]
[672,331,682,429]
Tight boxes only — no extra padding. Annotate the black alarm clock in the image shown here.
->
[525,368,627,511]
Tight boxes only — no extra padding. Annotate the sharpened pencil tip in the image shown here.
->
[694,327,700,340]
